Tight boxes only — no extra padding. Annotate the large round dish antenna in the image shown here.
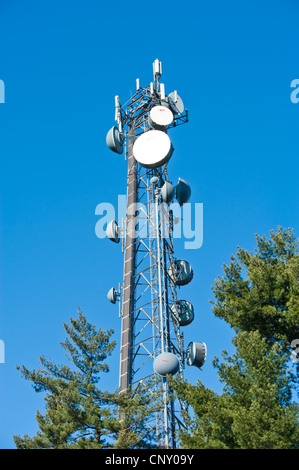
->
[176,178,191,206]
[186,342,207,369]
[106,126,123,154]
[153,352,180,376]
[148,105,173,130]
[161,181,175,204]
[167,92,184,115]
[170,300,194,326]
[168,259,193,286]
[133,130,174,169]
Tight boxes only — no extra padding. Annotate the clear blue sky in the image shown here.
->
[0,0,298,449]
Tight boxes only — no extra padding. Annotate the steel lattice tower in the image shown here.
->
[105,60,206,448]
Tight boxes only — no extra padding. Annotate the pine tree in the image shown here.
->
[171,227,299,449]
[211,226,299,349]
[173,331,299,449]
[13,309,157,449]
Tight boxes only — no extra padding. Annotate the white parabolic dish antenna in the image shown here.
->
[168,92,184,115]
[153,352,180,376]
[148,105,173,129]
[133,130,174,169]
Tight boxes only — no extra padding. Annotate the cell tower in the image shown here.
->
[105,59,206,448]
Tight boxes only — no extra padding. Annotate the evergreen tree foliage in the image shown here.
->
[171,227,299,449]
[172,331,299,449]
[14,310,157,449]
[14,227,299,449]
[211,226,299,349]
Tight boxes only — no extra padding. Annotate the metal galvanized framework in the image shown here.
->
[106,61,192,448]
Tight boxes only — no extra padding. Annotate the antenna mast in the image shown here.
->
[105,60,206,448]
